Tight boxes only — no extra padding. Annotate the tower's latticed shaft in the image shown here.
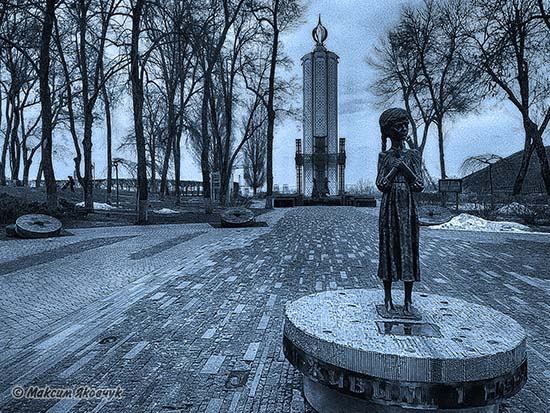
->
[297,16,345,197]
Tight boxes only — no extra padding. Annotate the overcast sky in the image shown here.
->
[49,0,532,188]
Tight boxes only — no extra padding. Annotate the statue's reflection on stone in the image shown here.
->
[376,108,424,317]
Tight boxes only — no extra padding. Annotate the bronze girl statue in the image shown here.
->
[376,108,424,316]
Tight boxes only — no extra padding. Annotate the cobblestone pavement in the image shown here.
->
[1,207,549,413]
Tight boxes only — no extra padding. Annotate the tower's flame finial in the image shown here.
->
[312,14,328,46]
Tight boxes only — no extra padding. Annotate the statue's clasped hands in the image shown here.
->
[390,158,405,171]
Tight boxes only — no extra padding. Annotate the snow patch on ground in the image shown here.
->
[76,202,116,211]
[429,213,530,233]
[153,208,179,215]
[497,202,534,216]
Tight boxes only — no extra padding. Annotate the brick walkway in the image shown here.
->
[0,207,548,412]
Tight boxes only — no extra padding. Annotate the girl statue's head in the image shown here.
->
[379,108,409,151]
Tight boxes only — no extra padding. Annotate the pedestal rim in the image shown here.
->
[284,289,527,382]
[302,376,503,413]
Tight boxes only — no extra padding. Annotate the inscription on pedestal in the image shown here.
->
[283,336,527,409]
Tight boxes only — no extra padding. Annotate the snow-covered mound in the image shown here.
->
[497,202,534,216]
[153,208,179,214]
[76,202,116,211]
[429,213,530,233]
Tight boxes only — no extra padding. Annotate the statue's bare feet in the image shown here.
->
[403,301,413,316]
[384,298,396,313]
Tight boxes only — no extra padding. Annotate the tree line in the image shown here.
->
[0,0,302,222]
[369,0,550,197]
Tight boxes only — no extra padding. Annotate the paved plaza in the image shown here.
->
[0,207,549,412]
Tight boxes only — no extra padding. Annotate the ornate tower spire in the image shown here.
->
[312,14,328,46]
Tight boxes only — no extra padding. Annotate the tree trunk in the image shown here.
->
[131,0,148,224]
[39,0,57,209]
[159,89,177,198]
[159,102,175,198]
[9,103,21,181]
[531,126,550,196]
[173,133,181,205]
[36,159,43,188]
[102,83,113,204]
[1,92,15,186]
[82,111,94,211]
[159,143,172,198]
[512,131,533,196]
[0,140,8,185]
[403,93,418,147]
[0,83,3,185]
[436,120,446,179]
[419,122,430,155]
[23,160,32,186]
[200,80,212,213]
[53,18,84,186]
[79,3,94,212]
[219,165,232,206]
[265,2,280,209]
[149,136,156,193]
[489,163,494,208]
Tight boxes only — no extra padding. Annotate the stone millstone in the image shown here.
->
[417,205,453,226]
[283,289,527,412]
[221,207,255,228]
[15,214,62,239]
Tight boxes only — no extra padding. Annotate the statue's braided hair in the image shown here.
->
[379,108,409,151]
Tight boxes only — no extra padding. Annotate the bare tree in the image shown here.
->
[536,0,550,31]
[39,0,58,208]
[250,0,303,208]
[52,13,84,187]
[467,0,550,196]
[142,83,166,193]
[144,0,199,202]
[191,0,247,213]
[369,26,433,154]
[56,0,126,211]
[401,0,480,179]
[130,0,148,223]
[207,6,267,206]
[0,3,41,186]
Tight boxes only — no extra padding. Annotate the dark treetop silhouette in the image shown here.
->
[376,108,424,317]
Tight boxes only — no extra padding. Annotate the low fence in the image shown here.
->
[29,179,205,196]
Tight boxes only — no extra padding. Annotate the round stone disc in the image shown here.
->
[284,289,526,383]
[417,205,453,226]
[15,214,62,238]
[221,207,255,227]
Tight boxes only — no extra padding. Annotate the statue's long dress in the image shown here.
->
[376,148,424,282]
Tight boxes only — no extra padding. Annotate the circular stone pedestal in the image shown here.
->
[221,207,255,228]
[283,289,527,412]
[15,214,62,238]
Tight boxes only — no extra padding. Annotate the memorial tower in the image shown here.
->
[296,16,346,197]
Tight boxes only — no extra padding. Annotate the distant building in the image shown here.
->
[462,147,550,194]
